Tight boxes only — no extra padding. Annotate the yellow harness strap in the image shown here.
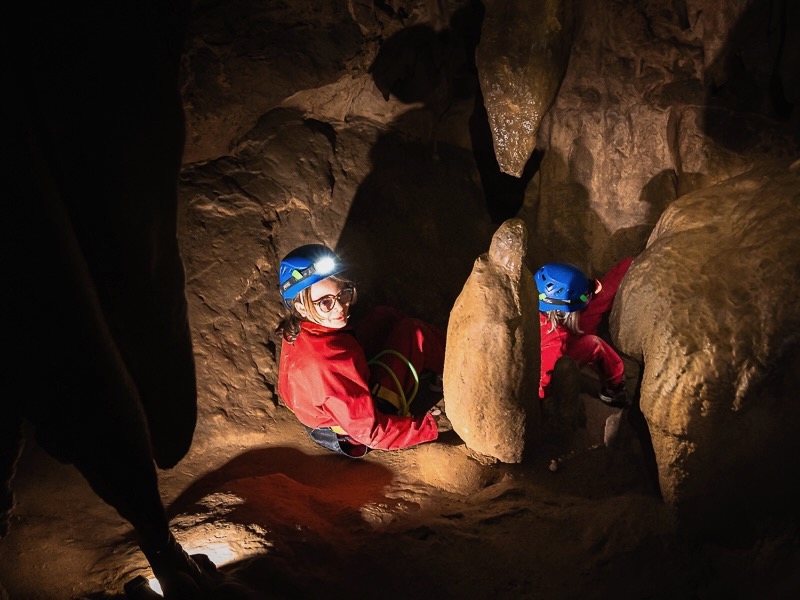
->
[371,382,404,414]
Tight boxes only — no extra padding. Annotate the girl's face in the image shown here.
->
[296,277,354,329]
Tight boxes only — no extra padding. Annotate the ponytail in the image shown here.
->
[276,313,302,343]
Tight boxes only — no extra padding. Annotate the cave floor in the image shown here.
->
[1,398,798,600]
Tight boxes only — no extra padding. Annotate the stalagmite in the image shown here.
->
[443,218,540,462]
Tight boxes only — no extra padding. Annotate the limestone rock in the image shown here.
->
[520,0,798,277]
[180,2,364,163]
[476,0,573,177]
[177,106,492,453]
[443,218,540,463]
[611,159,800,526]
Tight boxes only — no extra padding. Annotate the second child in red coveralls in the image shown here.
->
[276,244,444,457]
[536,258,634,404]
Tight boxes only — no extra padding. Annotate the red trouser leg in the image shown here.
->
[369,317,446,401]
[565,334,625,385]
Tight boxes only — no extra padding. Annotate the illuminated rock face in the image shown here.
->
[476,0,573,177]
[177,107,494,454]
[611,159,800,527]
[444,218,540,463]
[520,0,798,276]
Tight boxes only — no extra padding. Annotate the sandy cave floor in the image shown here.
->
[1,394,799,600]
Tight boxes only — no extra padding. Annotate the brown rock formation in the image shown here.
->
[443,218,540,463]
[3,1,800,597]
[476,0,574,177]
[611,158,800,527]
[521,0,798,275]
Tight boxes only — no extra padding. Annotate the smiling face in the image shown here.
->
[295,277,354,329]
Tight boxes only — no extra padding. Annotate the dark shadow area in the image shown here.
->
[703,0,799,150]
[69,444,417,600]
[672,348,800,544]
[107,447,401,598]
[368,1,483,147]
[622,361,663,500]
[369,0,541,226]
[469,88,544,223]
[3,2,236,598]
[524,150,596,271]
[336,124,493,328]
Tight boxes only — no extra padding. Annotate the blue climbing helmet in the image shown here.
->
[279,244,345,308]
[535,262,596,313]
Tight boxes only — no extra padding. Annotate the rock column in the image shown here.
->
[443,218,540,463]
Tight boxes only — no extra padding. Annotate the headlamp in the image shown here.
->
[280,256,339,294]
[314,257,336,275]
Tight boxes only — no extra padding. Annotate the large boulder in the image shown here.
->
[443,219,540,463]
[611,159,800,528]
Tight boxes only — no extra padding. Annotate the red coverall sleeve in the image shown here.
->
[579,257,634,336]
[316,335,438,450]
[539,312,568,399]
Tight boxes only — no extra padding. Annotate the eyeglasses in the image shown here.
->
[311,287,354,314]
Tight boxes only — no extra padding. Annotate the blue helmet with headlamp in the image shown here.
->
[535,262,597,313]
[279,244,344,308]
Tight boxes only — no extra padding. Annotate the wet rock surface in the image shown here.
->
[476,0,573,177]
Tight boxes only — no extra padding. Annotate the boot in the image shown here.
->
[599,379,626,405]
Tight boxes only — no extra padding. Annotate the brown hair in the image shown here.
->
[276,274,356,342]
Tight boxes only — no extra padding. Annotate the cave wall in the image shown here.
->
[174,0,799,518]
[520,0,798,277]
[611,159,800,528]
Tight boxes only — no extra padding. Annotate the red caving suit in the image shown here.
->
[538,258,634,399]
[278,307,443,451]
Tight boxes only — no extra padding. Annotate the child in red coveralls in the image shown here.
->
[536,258,634,404]
[276,244,444,457]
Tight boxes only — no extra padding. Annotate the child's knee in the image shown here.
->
[586,334,603,348]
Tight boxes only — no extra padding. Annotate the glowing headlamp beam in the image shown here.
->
[313,256,336,275]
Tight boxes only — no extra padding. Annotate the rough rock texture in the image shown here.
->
[177,109,361,450]
[611,159,800,527]
[178,106,492,453]
[5,2,800,598]
[181,0,478,164]
[180,1,364,163]
[476,0,573,177]
[443,219,540,463]
[520,0,799,277]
